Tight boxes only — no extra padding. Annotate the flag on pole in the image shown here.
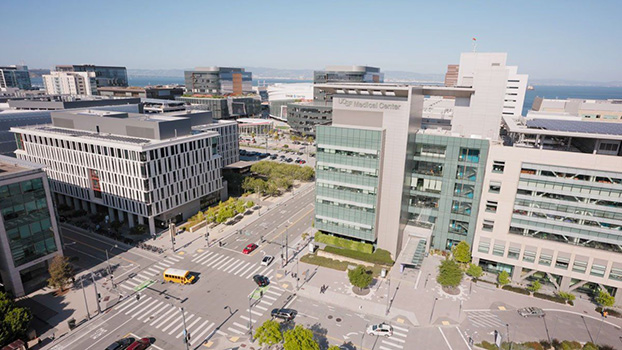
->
[472,37,477,41]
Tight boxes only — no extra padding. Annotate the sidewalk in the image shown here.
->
[150,182,315,254]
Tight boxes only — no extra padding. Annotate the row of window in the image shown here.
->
[316,181,377,195]
[520,166,622,185]
[478,241,622,280]
[518,178,622,198]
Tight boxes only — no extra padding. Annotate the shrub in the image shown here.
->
[323,246,394,266]
[560,340,581,350]
[522,341,544,350]
[533,292,566,304]
[437,258,463,289]
[596,289,615,308]
[595,307,622,318]
[557,291,576,302]
[528,280,542,293]
[477,341,497,350]
[582,343,598,350]
[502,285,531,295]
[497,271,510,286]
[466,263,483,278]
[314,232,373,254]
[452,241,471,264]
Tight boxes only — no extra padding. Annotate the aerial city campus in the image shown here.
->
[0,53,620,350]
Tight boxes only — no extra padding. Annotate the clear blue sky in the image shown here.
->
[2,0,620,82]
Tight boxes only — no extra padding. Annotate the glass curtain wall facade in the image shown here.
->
[407,134,489,250]
[0,178,57,267]
[315,125,382,242]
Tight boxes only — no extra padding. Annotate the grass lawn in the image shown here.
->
[300,253,386,277]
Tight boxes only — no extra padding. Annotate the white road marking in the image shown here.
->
[137,301,164,321]
[152,307,178,328]
[223,259,245,273]
[161,312,186,332]
[125,297,153,315]
[168,314,194,335]
[149,305,175,325]
[131,299,159,318]
[438,327,453,350]
[201,253,221,266]
[232,262,251,275]
[193,321,215,341]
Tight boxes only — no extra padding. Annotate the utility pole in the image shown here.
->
[205,217,209,247]
[248,290,255,341]
[180,307,190,350]
[90,272,102,314]
[506,323,511,350]
[169,222,176,251]
[285,224,289,265]
[80,277,90,320]
[385,277,391,315]
[296,255,300,290]
[105,245,117,288]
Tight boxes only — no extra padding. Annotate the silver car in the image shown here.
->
[518,307,545,317]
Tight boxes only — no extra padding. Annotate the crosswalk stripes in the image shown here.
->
[224,286,285,336]
[161,312,186,332]
[223,259,245,273]
[118,254,186,291]
[465,311,506,328]
[177,317,202,339]
[150,306,176,327]
[193,321,214,342]
[233,262,252,276]
[379,324,409,350]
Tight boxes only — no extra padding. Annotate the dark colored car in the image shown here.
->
[253,274,269,287]
[271,308,296,321]
[126,338,151,350]
[105,338,134,350]
[243,243,258,254]
[286,158,293,163]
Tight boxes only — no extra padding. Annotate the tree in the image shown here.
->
[596,289,615,308]
[235,200,247,215]
[48,255,74,291]
[246,200,254,208]
[328,347,341,350]
[255,319,283,346]
[452,241,471,264]
[0,292,32,345]
[466,263,483,278]
[528,280,542,293]
[283,325,319,350]
[497,271,510,286]
[557,291,575,301]
[436,258,463,289]
[348,265,373,291]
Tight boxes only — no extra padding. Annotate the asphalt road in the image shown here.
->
[46,189,315,350]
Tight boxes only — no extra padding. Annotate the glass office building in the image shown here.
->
[0,156,61,296]
[315,125,383,242]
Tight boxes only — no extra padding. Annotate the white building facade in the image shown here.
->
[43,71,97,96]
[11,109,232,235]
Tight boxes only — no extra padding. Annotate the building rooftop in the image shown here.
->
[0,155,44,177]
[503,115,622,141]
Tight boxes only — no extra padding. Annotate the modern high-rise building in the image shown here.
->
[11,109,238,235]
[184,67,253,95]
[176,95,262,120]
[43,71,98,96]
[287,66,383,136]
[0,156,62,297]
[98,86,184,100]
[0,65,32,90]
[55,65,128,88]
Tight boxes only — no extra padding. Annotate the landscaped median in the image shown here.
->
[299,232,394,277]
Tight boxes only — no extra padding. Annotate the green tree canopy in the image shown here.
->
[452,241,472,264]
[596,289,615,308]
[283,325,320,350]
[0,291,32,346]
[466,263,483,278]
[528,280,542,293]
[348,265,373,290]
[497,271,510,286]
[436,258,463,288]
[255,319,283,346]
[48,255,74,291]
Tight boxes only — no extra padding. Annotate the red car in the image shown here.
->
[126,338,151,350]
[243,243,258,254]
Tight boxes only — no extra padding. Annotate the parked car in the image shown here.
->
[271,308,296,321]
[243,243,258,254]
[517,307,545,317]
[299,160,306,164]
[261,255,274,266]
[126,338,151,350]
[270,154,278,160]
[286,158,293,163]
[366,323,393,337]
[253,274,269,287]
[105,338,134,350]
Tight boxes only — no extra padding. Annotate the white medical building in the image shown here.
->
[11,109,238,235]
[43,71,98,96]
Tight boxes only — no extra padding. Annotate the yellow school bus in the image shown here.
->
[163,268,195,284]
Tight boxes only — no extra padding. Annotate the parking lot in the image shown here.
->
[239,146,316,167]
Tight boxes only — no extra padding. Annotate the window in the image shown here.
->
[590,264,606,277]
[489,181,501,194]
[572,260,588,273]
[485,201,498,213]
[492,161,505,173]
[538,253,552,266]
[459,148,480,163]
[523,250,536,263]
[609,267,622,281]
[508,246,520,260]
[482,220,494,231]
[478,241,490,253]
[449,220,469,235]
[555,257,570,270]
[493,244,505,257]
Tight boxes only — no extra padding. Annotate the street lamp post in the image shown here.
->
[542,315,552,344]
[169,222,176,251]
[506,323,512,350]
[429,297,438,323]
[180,307,190,350]
[105,244,117,288]
[248,289,255,341]
[90,272,102,314]
[595,313,606,345]
[80,277,90,320]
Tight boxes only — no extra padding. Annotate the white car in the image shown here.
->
[366,323,393,337]
[261,255,274,266]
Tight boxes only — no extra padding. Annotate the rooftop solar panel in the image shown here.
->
[526,119,622,136]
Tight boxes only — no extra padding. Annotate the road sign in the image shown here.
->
[494,330,502,348]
